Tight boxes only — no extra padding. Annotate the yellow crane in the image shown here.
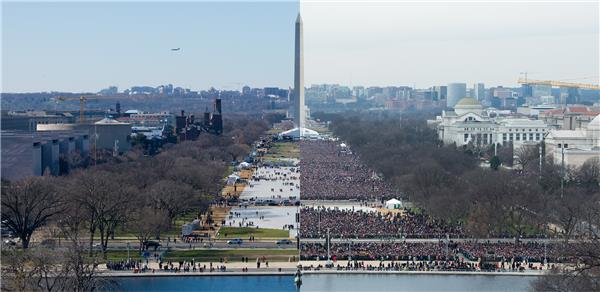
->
[54,95,100,123]
[517,78,600,90]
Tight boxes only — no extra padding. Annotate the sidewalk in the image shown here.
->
[100,259,550,277]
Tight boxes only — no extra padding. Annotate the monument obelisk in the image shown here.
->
[294,13,305,131]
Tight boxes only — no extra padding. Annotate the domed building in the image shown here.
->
[430,97,549,148]
[454,97,483,116]
[545,114,600,166]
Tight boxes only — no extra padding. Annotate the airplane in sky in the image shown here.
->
[171,48,181,51]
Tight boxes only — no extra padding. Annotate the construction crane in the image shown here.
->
[517,78,600,90]
[54,95,100,123]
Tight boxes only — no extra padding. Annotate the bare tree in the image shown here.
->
[68,169,136,258]
[127,207,169,252]
[575,157,600,191]
[149,180,195,226]
[96,185,136,259]
[226,143,251,162]
[514,144,539,173]
[533,196,600,291]
[1,177,64,248]
[63,242,111,292]
[546,188,587,242]
[497,142,514,167]
[1,245,109,292]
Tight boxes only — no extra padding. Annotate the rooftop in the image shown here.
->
[95,118,129,125]
[455,98,481,107]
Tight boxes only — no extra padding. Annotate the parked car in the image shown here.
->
[227,238,243,245]
[276,239,292,245]
[144,240,162,250]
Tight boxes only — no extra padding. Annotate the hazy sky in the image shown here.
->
[2,1,297,92]
[2,1,599,92]
[302,1,599,88]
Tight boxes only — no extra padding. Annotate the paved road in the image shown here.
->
[28,237,562,251]
[23,239,299,251]
[107,240,295,250]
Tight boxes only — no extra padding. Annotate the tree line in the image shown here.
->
[1,115,269,291]
[323,111,600,290]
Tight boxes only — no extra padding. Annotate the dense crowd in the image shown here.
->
[302,260,480,272]
[458,241,556,262]
[300,207,464,238]
[301,242,450,261]
[299,140,397,200]
[158,260,227,273]
[300,241,558,263]
[106,260,148,272]
[301,259,549,272]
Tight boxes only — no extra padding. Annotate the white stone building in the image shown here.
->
[431,97,550,148]
[544,114,600,167]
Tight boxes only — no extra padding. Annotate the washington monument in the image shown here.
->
[294,13,305,129]
[280,13,317,139]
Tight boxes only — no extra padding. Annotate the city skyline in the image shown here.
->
[302,1,599,88]
[2,1,599,93]
[1,1,297,93]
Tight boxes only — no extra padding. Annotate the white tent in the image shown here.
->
[278,127,320,139]
[385,198,403,209]
[227,174,240,185]
[237,162,251,170]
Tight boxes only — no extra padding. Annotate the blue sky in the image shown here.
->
[3,1,598,92]
[2,1,299,92]
[302,1,599,88]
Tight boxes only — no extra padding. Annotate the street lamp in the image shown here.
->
[326,228,332,267]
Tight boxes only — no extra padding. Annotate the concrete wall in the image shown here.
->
[41,140,60,176]
[75,135,90,156]
[1,130,90,181]
[33,142,42,176]
[92,124,131,153]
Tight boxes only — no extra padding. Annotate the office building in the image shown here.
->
[545,114,600,167]
[1,130,89,180]
[430,98,550,149]
[474,83,485,101]
[446,83,467,108]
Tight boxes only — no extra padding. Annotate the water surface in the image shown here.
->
[114,273,538,292]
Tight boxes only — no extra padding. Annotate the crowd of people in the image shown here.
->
[300,241,558,263]
[301,242,450,261]
[299,140,397,200]
[300,207,464,238]
[300,259,550,273]
[106,260,148,272]
[457,241,556,262]
[301,261,479,272]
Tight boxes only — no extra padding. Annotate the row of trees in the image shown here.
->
[324,112,600,290]
[327,113,599,238]
[1,115,269,290]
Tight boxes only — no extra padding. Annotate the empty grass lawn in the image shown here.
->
[265,142,299,159]
[113,211,200,240]
[217,227,289,239]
